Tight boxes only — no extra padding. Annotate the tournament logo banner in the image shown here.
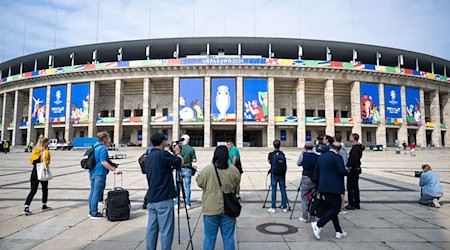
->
[244,78,268,121]
[179,78,204,122]
[360,83,380,124]
[211,78,236,122]
[406,87,421,126]
[32,87,47,125]
[50,85,67,124]
[384,85,402,124]
[71,83,90,124]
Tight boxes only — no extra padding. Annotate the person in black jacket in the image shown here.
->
[311,142,348,240]
[346,133,365,210]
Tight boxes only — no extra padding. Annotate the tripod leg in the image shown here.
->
[290,187,301,220]
[179,177,194,250]
[177,181,181,244]
[263,185,271,208]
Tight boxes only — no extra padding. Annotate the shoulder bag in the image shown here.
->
[37,150,53,181]
[213,166,241,218]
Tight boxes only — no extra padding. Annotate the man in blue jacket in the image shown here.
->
[311,142,348,240]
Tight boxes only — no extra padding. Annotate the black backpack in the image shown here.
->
[138,147,154,174]
[81,144,101,170]
[271,151,287,176]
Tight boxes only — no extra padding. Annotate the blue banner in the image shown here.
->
[71,83,90,124]
[179,78,204,122]
[50,85,67,124]
[244,78,268,121]
[406,87,421,126]
[384,85,402,119]
[360,83,380,123]
[31,87,47,124]
[211,78,236,122]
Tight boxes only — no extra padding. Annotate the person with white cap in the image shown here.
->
[176,134,197,209]
[297,141,319,222]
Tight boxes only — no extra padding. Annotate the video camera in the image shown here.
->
[169,137,185,154]
[414,171,422,178]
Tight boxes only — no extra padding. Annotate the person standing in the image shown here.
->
[395,139,401,154]
[311,142,348,240]
[402,141,408,155]
[315,135,334,154]
[410,143,416,156]
[196,146,240,250]
[335,134,348,214]
[23,137,52,215]
[227,139,242,199]
[3,140,10,154]
[88,132,121,219]
[297,141,319,222]
[346,133,365,210]
[176,134,197,210]
[267,140,288,213]
[145,132,183,250]
[418,164,443,208]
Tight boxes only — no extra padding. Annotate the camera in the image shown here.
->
[414,171,422,178]
[169,137,185,154]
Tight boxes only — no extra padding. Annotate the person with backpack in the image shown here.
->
[23,137,52,215]
[88,132,121,219]
[267,140,288,213]
[297,141,319,222]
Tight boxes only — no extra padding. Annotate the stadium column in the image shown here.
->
[398,86,408,144]
[376,83,387,147]
[142,78,151,147]
[204,77,211,147]
[430,89,442,147]
[296,78,306,148]
[12,90,24,146]
[114,79,124,144]
[267,77,275,147]
[1,93,11,141]
[64,83,73,142]
[172,77,180,142]
[350,81,362,137]
[26,88,35,145]
[44,86,52,139]
[324,79,335,136]
[88,81,99,137]
[236,77,244,147]
[442,93,450,147]
[416,88,427,147]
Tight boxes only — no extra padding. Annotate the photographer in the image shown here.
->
[145,132,183,250]
[418,164,443,208]
[175,134,197,210]
[315,135,333,154]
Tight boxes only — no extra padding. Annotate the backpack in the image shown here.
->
[81,144,101,170]
[308,189,328,217]
[271,151,287,176]
[138,147,154,174]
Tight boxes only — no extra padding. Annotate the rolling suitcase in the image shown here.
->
[105,174,130,221]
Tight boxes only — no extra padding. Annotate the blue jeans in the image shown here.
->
[300,176,316,220]
[146,199,174,250]
[176,168,192,206]
[271,175,287,209]
[419,194,440,206]
[203,213,236,250]
[88,174,106,215]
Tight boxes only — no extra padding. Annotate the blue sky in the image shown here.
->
[0,0,449,63]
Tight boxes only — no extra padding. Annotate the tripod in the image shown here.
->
[262,172,291,211]
[289,186,301,219]
[175,170,194,250]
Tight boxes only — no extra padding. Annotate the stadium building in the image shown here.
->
[0,37,449,148]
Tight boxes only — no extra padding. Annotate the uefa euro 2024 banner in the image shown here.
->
[50,85,67,124]
[360,83,380,123]
[406,87,421,126]
[32,87,47,125]
[244,78,268,121]
[211,78,236,122]
[384,85,402,123]
[71,83,90,124]
[179,78,204,122]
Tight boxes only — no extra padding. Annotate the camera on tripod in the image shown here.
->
[169,137,185,153]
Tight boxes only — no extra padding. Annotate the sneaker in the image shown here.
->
[339,209,347,215]
[23,207,32,216]
[299,217,309,223]
[186,205,191,210]
[267,208,276,214]
[42,205,52,211]
[432,198,441,208]
[90,212,103,220]
[345,205,356,210]
[174,204,179,209]
[336,231,348,239]
[311,221,321,240]
[98,201,105,206]
[283,208,288,213]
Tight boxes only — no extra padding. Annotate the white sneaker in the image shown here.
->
[339,209,347,215]
[283,208,288,213]
[98,201,105,206]
[174,204,179,209]
[186,205,191,210]
[432,198,441,208]
[267,208,276,214]
[336,231,348,239]
[311,222,321,240]
[299,217,309,223]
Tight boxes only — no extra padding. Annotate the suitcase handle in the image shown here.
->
[113,173,123,189]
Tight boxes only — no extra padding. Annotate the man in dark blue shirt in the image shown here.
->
[145,132,183,250]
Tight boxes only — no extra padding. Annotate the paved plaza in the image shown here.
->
[0,147,449,250]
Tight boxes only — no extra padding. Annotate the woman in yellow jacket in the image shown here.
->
[23,137,51,215]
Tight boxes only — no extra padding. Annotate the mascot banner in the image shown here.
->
[179,78,204,122]
[71,83,90,124]
[406,87,421,126]
[211,78,236,122]
[50,85,67,124]
[31,87,47,125]
[360,83,380,123]
[243,78,268,121]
